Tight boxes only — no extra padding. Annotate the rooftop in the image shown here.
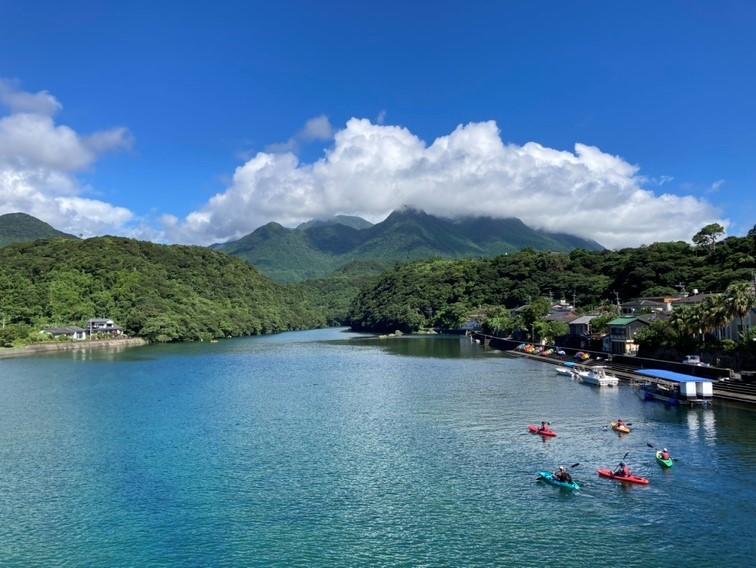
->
[637,369,713,383]
[570,315,598,325]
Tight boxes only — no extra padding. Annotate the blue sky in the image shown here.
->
[0,0,754,246]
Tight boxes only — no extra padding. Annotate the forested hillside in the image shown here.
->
[348,233,756,332]
[216,208,603,282]
[0,237,325,343]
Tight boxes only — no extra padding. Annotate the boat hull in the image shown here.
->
[537,470,580,490]
[597,468,649,485]
[656,451,674,468]
[528,425,557,437]
[610,421,631,434]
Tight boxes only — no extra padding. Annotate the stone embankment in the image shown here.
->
[0,337,147,360]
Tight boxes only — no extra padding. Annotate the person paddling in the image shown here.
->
[616,418,626,429]
[554,465,572,483]
[613,461,631,477]
[660,448,671,460]
[539,421,552,434]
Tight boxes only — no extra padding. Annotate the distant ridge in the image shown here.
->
[0,212,78,247]
[215,209,604,282]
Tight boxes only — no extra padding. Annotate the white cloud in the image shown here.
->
[265,114,333,154]
[707,179,725,194]
[0,79,134,235]
[166,118,726,249]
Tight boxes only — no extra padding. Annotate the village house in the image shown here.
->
[41,327,88,341]
[620,297,675,315]
[607,316,652,355]
[568,315,598,337]
[87,318,124,336]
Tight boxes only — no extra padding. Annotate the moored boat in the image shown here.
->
[575,365,619,387]
[636,369,713,407]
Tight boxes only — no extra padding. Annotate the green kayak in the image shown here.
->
[656,451,673,468]
[537,470,580,491]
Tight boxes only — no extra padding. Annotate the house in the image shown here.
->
[621,298,674,315]
[41,327,87,341]
[88,318,124,336]
[607,316,651,355]
[569,315,598,337]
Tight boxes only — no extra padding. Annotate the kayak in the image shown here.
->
[537,470,580,491]
[528,425,557,437]
[611,421,631,434]
[656,451,674,468]
[597,468,649,485]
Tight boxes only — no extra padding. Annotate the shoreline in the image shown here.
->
[0,337,148,360]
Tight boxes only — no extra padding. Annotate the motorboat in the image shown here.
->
[575,365,619,387]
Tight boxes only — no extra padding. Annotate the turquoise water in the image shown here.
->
[1,329,755,566]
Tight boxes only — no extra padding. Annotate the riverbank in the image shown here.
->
[468,331,756,406]
[0,337,148,360]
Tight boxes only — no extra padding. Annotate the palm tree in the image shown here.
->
[724,282,756,341]
[701,295,729,340]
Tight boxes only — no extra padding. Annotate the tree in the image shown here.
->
[692,223,725,251]
[724,281,756,342]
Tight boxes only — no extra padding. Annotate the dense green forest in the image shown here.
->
[348,231,756,333]
[0,237,325,345]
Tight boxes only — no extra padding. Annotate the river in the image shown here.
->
[1,328,754,566]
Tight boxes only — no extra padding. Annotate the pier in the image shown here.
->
[469,331,756,406]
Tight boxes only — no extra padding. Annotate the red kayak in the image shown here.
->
[528,425,557,437]
[597,468,649,485]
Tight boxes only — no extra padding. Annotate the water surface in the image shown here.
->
[1,329,754,566]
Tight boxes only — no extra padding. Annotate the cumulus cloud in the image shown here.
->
[165,118,725,248]
[0,79,134,235]
[265,114,334,154]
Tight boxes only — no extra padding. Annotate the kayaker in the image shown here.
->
[616,418,626,428]
[660,448,671,460]
[554,466,572,483]
[539,421,551,433]
[613,462,631,477]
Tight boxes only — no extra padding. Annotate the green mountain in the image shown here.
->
[0,212,77,247]
[215,208,604,282]
[0,237,325,344]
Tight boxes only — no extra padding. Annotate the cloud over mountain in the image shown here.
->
[0,79,134,235]
[167,118,724,248]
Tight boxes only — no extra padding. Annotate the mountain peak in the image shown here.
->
[297,215,373,231]
[0,212,78,247]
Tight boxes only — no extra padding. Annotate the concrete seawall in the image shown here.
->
[0,337,148,360]
[468,331,756,406]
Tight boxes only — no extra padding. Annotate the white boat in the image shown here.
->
[555,366,575,377]
[575,366,619,387]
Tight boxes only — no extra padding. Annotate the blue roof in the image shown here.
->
[637,369,713,383]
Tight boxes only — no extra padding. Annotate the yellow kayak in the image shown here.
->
[611,421,631,434]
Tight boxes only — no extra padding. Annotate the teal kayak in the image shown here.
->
[537,470,580,491]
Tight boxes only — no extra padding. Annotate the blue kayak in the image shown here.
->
[537,470,580,491]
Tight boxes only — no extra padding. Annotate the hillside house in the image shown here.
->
[88,318,124,336]
[569,315,598,337]
[608,316,651,355]
[41,327,87,341]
